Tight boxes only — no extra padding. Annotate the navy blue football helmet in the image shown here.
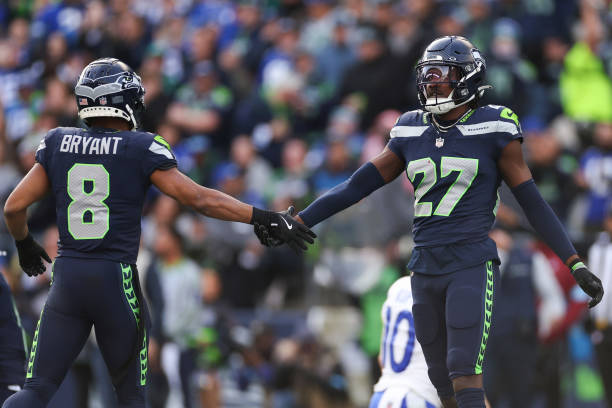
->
[416,36,491,114]
[75,58,145,129]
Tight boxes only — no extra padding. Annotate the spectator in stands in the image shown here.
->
[154,224,206,408]
[167,60,234,149]
[560,0,612,123]
[577,122,612,232]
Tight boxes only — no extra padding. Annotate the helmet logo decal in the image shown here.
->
[75,73,143,100]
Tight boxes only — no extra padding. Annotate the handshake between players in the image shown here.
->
[251,206,316,252]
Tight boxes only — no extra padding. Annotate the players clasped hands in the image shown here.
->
[251,206,316,251]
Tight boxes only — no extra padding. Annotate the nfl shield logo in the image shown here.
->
[99,97,107,105]
[435,137,444,148]
[79,98,88,106]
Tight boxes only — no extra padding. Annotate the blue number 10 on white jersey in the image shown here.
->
[371,277,441,408]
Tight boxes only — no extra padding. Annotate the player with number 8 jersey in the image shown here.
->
[39,128,174,263]
[2,58,315,408]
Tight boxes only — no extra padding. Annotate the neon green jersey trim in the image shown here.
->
[154,135,171,151]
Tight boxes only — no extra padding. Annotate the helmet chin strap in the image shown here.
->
[424,96,456,114]
[424,88,471,115]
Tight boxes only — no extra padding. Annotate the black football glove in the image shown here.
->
[15,233,52,277]
[254,221,283,247]
[570,260,604,308]
[251,206,316,252]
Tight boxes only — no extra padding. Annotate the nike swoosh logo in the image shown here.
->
[281,217,293,230]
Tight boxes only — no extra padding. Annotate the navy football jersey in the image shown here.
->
[35,127,177,264]
[387,105,522,274]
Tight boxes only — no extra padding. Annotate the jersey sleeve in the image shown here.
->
[386,112,419,163]
[34,129,57,173]
[495,106,523,151]
[386,136,406,163]
[141,134,178,177]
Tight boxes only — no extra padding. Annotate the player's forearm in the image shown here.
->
[298,162,385,227]
[3,208,29,241]
[3,164,48,241]
[192,187,253,223]
[511,179,577,265]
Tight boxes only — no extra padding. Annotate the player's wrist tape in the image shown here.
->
[511,179,577,263]
[298,162,385,227]
[569,260,586,274]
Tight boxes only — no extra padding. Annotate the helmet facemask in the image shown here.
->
[416,59,488,115]
[417,64,460,115]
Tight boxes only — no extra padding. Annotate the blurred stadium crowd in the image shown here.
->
[0,0,612,407]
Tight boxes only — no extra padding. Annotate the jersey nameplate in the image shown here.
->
[59,134,122,155]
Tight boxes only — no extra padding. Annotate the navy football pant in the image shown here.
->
[3,257,148,408]
[0,273,26,388]
[411,261,499,399]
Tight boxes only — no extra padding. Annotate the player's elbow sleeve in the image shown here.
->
[299,162,385,227]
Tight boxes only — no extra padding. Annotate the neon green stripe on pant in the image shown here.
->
[475,260,494,375]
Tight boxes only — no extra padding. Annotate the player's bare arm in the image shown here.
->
[371,146,407,182]
[3,163,52,276]
[499,139,603,308]
[296,146,405,226]
[497,139,533,189]
[151,167,315,252]
[4,164,50,239]
[151,167,254,223]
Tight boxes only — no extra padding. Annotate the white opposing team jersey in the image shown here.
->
[373,277,441,407]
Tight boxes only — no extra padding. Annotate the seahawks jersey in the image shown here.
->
[35,127,177,264]
[374,277,440,406]
[387,105,522,274]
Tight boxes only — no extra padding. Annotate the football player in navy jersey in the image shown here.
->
[2,58,315,408]
[275,36,604,408]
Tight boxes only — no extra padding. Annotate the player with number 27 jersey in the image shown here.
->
[296,37,603,407]
[370,277,440,408]
[35,127,176,264]
[387,104,520,275]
